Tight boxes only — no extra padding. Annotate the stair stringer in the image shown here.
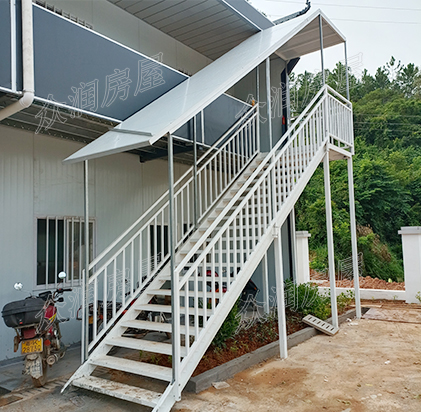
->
[173,141,328,397]
[62,154,263,392]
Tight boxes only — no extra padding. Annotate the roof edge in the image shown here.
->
[219,0,274,30]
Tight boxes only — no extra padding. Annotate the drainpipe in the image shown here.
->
[274,1,311,25]
[0,0,34,121]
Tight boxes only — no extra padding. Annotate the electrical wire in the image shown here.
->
[331,18,420,25]
[265,0,421,12]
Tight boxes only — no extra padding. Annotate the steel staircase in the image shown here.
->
[63,85,353,411]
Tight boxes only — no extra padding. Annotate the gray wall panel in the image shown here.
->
[33,6,187,120]
[174,94,250,145]
[0,0,11,89]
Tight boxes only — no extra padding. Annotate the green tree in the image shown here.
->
[294,57,420,282]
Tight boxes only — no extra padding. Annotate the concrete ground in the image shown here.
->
[1,307,421,411]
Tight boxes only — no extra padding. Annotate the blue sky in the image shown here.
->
[250,0,421,76]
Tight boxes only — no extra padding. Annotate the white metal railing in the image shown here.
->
[169,86,353,386]
[85,104,259,351]
[326,86,353,147]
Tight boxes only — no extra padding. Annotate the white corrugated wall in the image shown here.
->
[0,125,188,361]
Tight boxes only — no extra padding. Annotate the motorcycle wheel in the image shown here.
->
[31,360,48,387]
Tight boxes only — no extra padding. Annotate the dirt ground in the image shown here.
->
[1,305,421,412]
[173,310,421,412]
[316,275,405,291]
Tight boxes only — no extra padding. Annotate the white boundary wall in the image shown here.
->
[399,226,421,304]
[318,287,406,301]
[296,231,311,284]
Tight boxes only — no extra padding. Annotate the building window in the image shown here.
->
[36,217,94,287]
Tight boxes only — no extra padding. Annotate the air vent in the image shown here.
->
[33,0,93,30]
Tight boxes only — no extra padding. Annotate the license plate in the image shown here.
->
[21,338,43,354]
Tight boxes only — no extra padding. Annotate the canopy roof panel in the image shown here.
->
[64,10,345,164]
[276,12,345,60]
[107,0,273,60]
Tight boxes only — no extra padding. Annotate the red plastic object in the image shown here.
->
[23,327,36,340]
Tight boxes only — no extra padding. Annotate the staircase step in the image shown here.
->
[91,355,172,382]
[148,289,227,298]
[120,319,201,335]
[134,303,208,316]
[105,336,186,356]
[72,376,160,408]
[189,236,204,243]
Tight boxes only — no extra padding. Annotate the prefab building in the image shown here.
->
[0,1,360,410]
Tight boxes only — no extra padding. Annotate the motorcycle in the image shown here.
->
[1,272,72,387]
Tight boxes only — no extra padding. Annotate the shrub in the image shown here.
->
[212,300,240,349]
[337,290,355,313]
[357,225,404,282]
[284,279,330,320]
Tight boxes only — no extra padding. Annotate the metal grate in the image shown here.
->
[302,315,339,336]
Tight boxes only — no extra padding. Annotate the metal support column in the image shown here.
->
[324,150,338,328]
[82,160,89,363]
[168,133,181,399]
[256,64,261,152]
[266,57,273,149]
[344,41,350,101]
[347,157,361,318]
[286,66,291,129]
[289,209,298,284]
[319,15,325,86]
[274,228,287,358]
[262,253,270,314]
[193,116,198,228]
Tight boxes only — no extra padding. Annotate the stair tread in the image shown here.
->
[148,289,227,298]
[72,376,160,408]
[135,303,208,316]
[106,336,186,356]
[91,355,172,382]
[120,319,201,335]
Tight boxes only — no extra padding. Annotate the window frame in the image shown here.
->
[34,215,96,291]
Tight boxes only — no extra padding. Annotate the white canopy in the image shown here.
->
[64,10,345,164]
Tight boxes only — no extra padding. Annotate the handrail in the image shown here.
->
[88,104,257,270]
[173,86,353,383]
[326,84,352,107]
[85,102,259,350]
[175,87,330,272]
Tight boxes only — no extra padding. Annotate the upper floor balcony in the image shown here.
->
[0,0,260,163]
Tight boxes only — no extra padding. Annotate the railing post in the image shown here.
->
[168,133,181,399]
[323,149,338,328]
[200,110,205,145]
[83,160,89,363]
[323,87,329,142]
